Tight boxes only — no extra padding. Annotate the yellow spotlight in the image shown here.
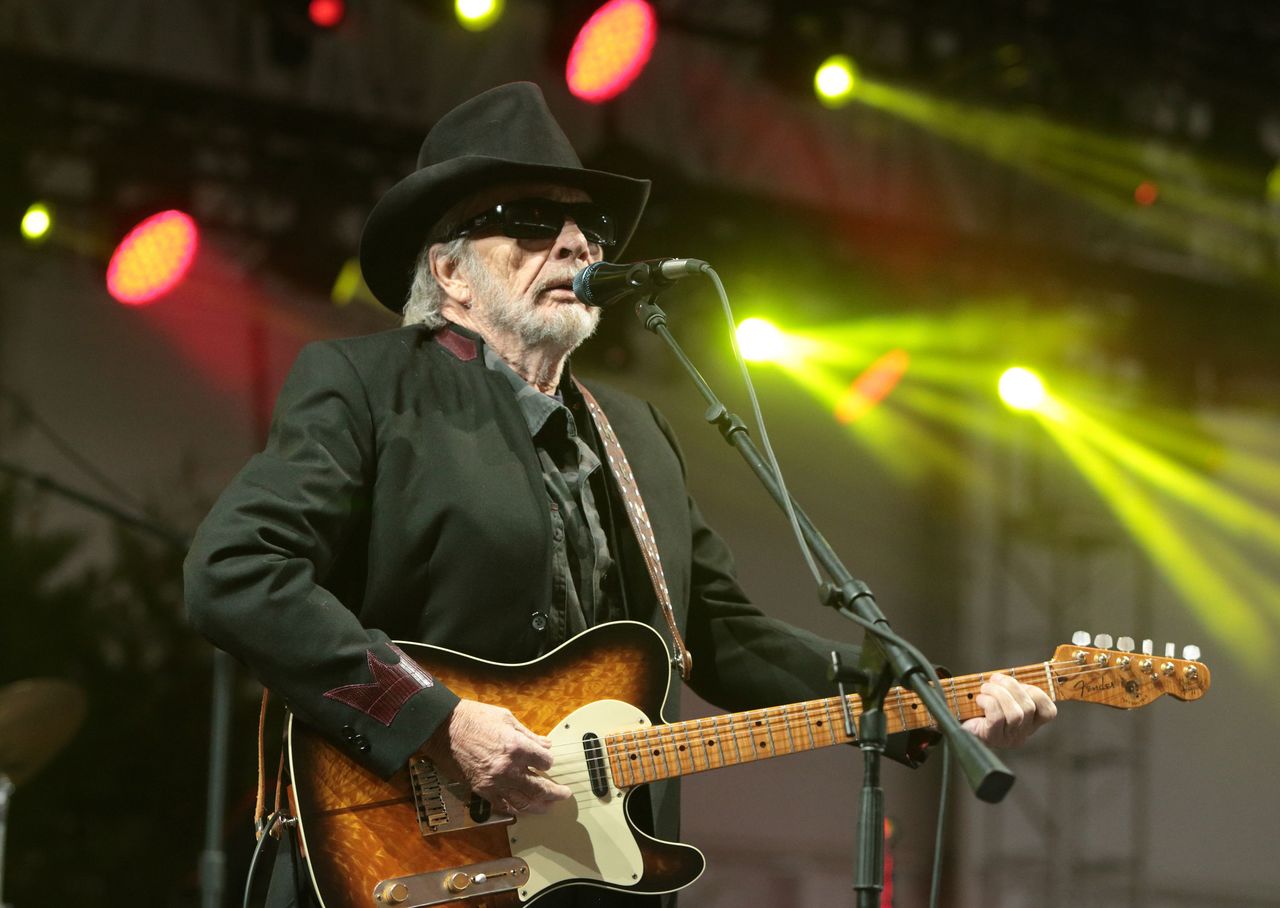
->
[455,0,502,30]
[737,317,788,363]
[998,366,1047,412]
[814,55,858,108]
[1267,164,1280,204]
[21,202,52,241]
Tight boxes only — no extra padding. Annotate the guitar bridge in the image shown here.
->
[409,757,510,836]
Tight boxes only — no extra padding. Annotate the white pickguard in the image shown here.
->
[508,699,651,901]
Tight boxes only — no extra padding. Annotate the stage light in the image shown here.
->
[814,55,858,107]
[998,366,1047,412]
[835,348,909,424]
[565,0,657,103]
[456,0,502,31]
[106,210,199,306]
[1134,180,1159,206]
[308,0,345,29]
[737,318,788,363]
[21,203,52,241]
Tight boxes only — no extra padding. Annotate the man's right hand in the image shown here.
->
[423,699,572,815]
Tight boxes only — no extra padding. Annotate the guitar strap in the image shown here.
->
[254,689,287,841]
[575,380,693,681]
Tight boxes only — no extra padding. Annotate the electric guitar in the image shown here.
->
[286,621,1210,907]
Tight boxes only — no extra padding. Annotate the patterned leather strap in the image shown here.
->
[576,381,693,681]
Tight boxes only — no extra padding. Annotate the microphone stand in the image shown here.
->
[630,297,1014,906]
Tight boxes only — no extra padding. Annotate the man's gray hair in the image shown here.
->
[402,236,471,328]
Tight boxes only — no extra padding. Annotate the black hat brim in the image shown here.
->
[360,155,650,312]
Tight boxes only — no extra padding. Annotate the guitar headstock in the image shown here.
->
[1050,632,1210,709]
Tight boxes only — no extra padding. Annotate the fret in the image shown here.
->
[706,716,725,769]
[629,728,648,784]
[681,718,703,773]
[654,727,674,779]
[779,705,797,754]
[893,688,909,734]
[947,677,962,719]
[698,716,713,769]
[824,696,849,741]
[800,701,818,750]
[665,722,691,776]
[612,733,634,788]
[726,713,746,766]
[761,708,778,756]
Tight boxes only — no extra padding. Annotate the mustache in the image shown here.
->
[533,269,584,297]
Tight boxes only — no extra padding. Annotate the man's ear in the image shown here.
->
[429,243,473,307]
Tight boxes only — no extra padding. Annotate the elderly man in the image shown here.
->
[185,82,1054,907]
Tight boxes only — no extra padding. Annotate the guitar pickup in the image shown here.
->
[373,857,530,906]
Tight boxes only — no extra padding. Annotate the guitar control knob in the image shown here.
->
[1117,636,1135,653]
[1071,630,1091,646]
[1164,642,1176,658]
[1093,633,1113,649]
[1141,639,1154,656]
[1182,644,1201,661]
[376,882,409,904]
[445,872,472,894]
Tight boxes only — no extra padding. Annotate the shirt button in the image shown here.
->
[530,611,549,632]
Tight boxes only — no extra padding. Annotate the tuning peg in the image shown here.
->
[1117,636,1135,652]
[1164,642,1176,658]
[1141,639,1154,655]
[1182,644,1201,661]
[1093,633,1114,649]
[1071,630,1091,646]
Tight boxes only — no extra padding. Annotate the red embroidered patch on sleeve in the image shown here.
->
[323,644,435,726]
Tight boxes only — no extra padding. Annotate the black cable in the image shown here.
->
[243,814,279,908]
[929,738,952,908]
[0,385,151,513]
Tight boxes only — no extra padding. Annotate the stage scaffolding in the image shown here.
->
[956,407,1157,907]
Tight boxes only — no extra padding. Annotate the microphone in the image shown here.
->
[573,258,709,308]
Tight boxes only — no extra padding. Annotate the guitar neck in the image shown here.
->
[604,661,1055,788]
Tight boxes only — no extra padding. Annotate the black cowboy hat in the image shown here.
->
[359,82,651,312]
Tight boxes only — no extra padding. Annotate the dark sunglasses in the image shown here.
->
[445,198,617,247]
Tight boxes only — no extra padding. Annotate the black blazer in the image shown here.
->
[184,324,873,845]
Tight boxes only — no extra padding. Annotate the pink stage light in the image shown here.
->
[106,210,199,306]
[566,0,657,103]
[308,0,345,29]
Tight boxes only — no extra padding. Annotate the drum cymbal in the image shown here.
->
[0,679,86,787]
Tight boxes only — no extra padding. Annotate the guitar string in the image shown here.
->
[422,659,1190,799]
[440,657,1183,793]
[528,655,1166,760]
[536,660,1173,791]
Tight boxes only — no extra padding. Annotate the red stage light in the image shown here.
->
[566,0,657,103]
[835,348,910,424]
[1134,180,1159,206]
[308,0,345,29]
[106,210,199,306]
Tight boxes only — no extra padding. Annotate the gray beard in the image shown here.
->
[468,259,600,354]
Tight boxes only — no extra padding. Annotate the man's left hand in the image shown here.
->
[962,672,1057,748]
